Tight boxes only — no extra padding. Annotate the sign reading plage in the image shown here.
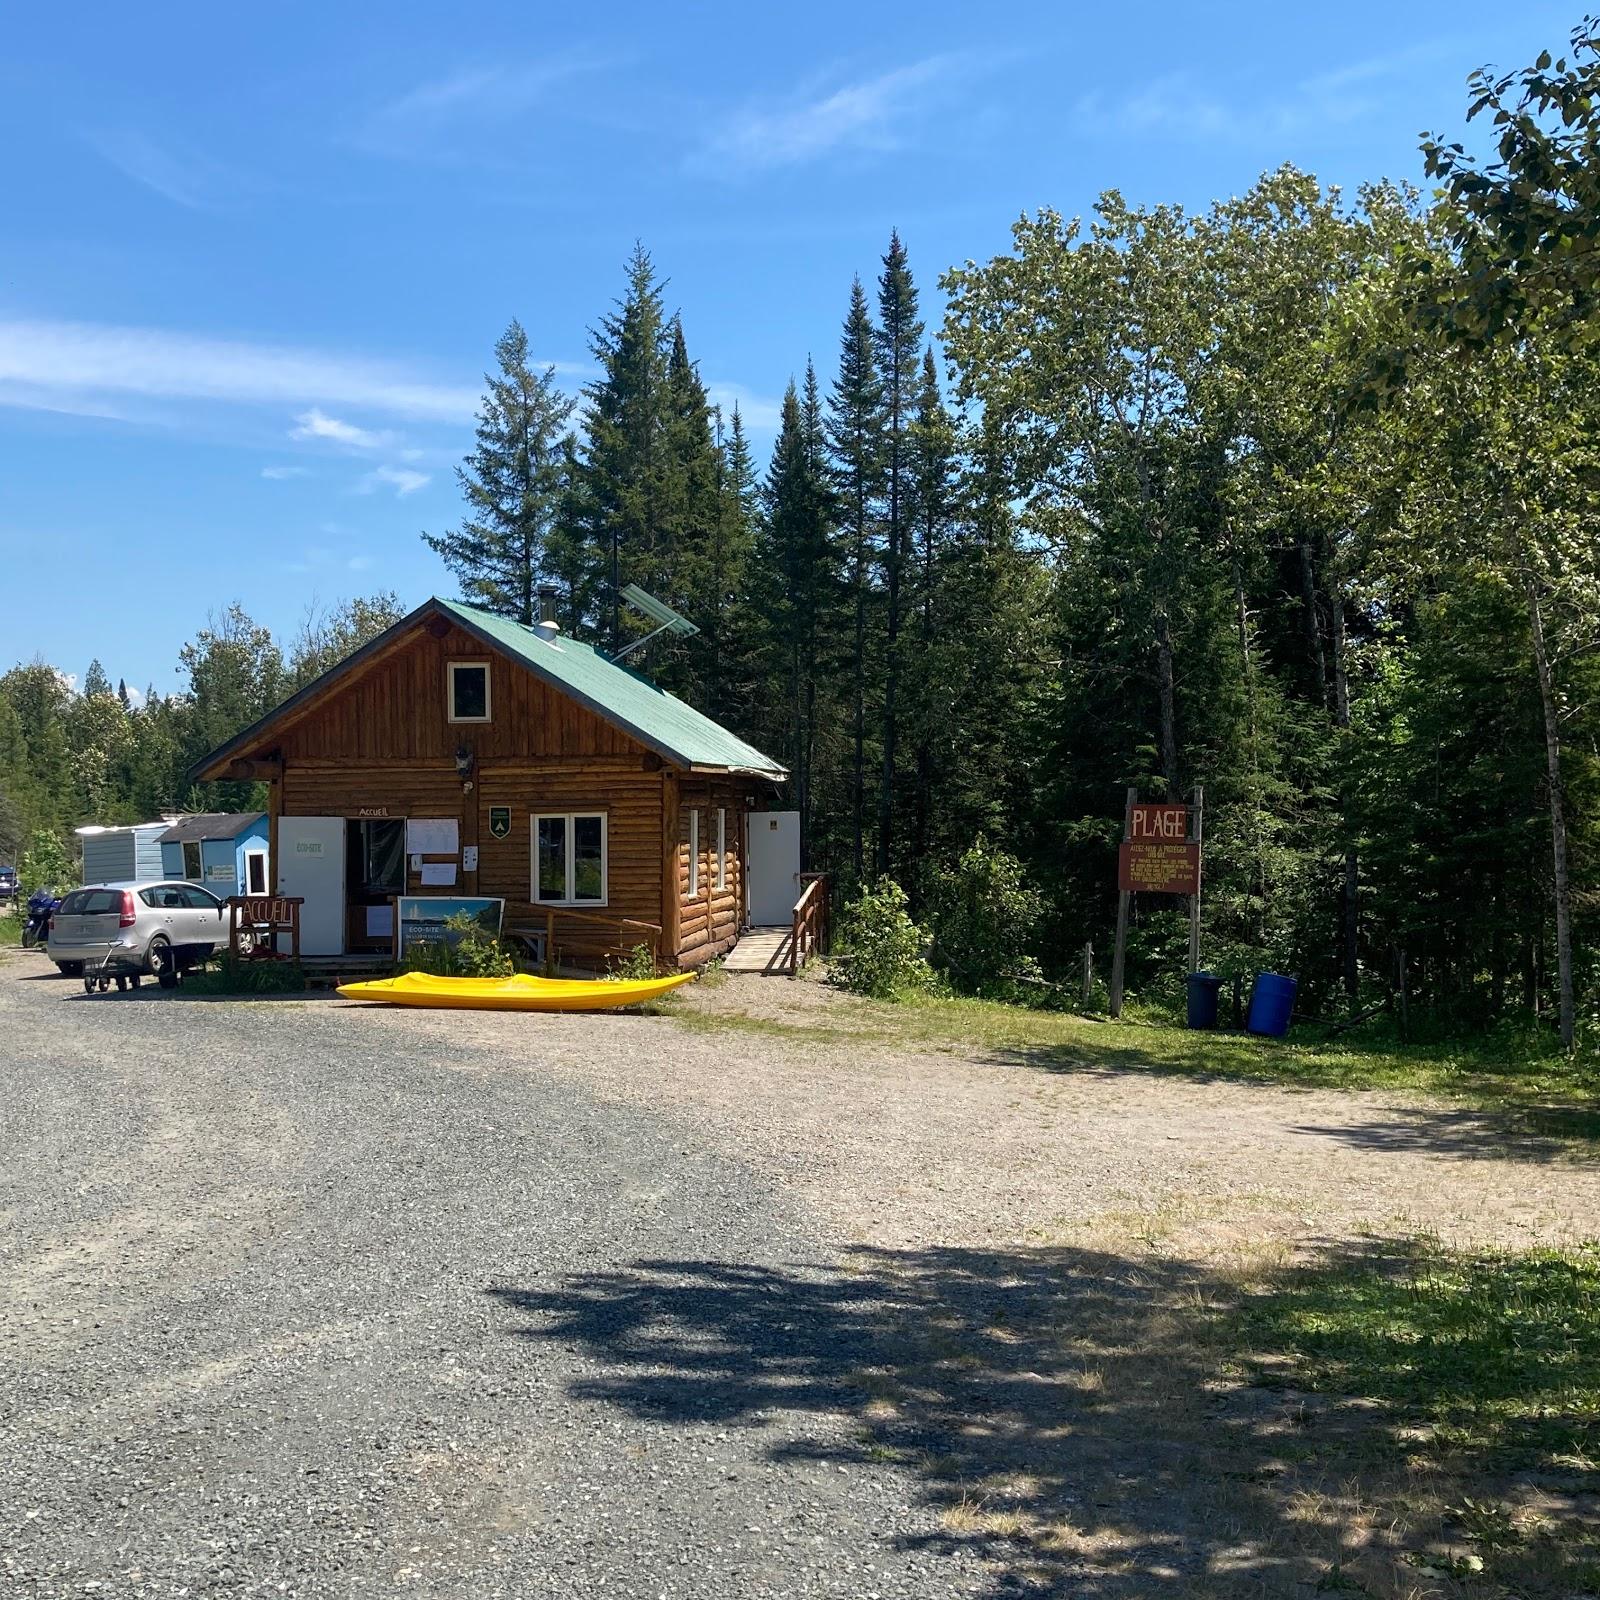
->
[488,806,511,841]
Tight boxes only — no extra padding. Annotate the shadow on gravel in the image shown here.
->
[1291,1104,1600,1161]
[986,1043,1600,1158]
[490,1240,1589,1597]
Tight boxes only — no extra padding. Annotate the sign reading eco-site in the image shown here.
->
[1117,803,1200,895]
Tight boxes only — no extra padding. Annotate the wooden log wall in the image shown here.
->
[276,622,649,763]
[673,780,747,968]
[476,762,664,968]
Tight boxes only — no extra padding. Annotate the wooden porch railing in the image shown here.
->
[790,873,829,976]
[504,905,665,972]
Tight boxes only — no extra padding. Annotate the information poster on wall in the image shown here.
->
[394,895,504,959]
[406,817,459,855]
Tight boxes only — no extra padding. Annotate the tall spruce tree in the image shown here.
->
[423,320,576,626]
[874,231,924,874]
[579,244,671,653]
[906,345,958,869]
[756,367,839,861]
[656,315,724,693]
[825,276,885,880]
[702,404,758,709]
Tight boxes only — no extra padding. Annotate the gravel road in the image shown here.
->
[0,960,990,1599]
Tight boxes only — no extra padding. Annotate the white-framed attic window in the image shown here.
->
[448,660,491,723]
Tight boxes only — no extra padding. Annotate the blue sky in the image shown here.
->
[0,0,1580,696]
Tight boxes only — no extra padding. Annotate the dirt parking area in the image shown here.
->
[430,971,1599,1259]
[4,955,1595,1597]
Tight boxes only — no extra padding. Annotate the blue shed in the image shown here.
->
[158,812,270,897]
[77,821,171,886]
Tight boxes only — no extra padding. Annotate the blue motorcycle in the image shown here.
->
[21,888,60,949]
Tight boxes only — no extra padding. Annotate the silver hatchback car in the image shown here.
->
[48,879,228,989]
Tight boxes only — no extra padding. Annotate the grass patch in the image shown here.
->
[0,909,24,948]
[1226,1238,1600,1594]
[184,956,306,996]
[681,982,1600,1123]
[1238,1239,1600,1474]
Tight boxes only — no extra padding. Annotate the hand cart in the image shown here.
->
[81,937,142,995]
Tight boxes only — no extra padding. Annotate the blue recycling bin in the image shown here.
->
[1186,971,1226,1030]
[1247,973,1298,1038]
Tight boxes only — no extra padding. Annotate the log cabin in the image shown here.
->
[190,597,787,971]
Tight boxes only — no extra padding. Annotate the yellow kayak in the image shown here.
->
[337,970,696,1012]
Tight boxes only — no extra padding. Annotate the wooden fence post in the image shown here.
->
[1109,786,1136,1018]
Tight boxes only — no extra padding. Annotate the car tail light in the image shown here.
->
[47,915,55,932]
[119,891,137,928]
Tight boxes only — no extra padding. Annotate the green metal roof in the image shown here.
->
[438,600,786,779]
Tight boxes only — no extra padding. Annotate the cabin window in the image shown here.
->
[715,808,727,892]
[448,661,491,723]
[245,851,268,895]
[181,841,203,880]
[533,813,607,906]
[688,809,700,895]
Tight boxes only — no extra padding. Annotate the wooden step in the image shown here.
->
[722,926,794,976]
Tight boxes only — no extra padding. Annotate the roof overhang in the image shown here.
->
[189,598,788,784]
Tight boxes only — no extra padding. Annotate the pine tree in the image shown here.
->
[756,367,839,861]
[655,315,724,693]
[423,320,576,626]
[578,244,671,652]
[825,276,885,881]
[702,404,758,709]
[82,660,113,700]
[906,346,958,868]
[874,230,924,874]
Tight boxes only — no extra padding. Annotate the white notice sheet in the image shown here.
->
[406,818,459,855]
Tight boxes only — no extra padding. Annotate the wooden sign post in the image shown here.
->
[1109,787,1136,1017]
[1109,788,1205,1018]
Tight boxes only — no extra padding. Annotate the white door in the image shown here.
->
[747,810,801,926]
[276,817,346,956]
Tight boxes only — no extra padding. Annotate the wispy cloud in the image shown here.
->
[290,408,396,450]
[1080,44,1452,142]
[260,464,310,480]
[0,317,478,424]
[287,544,380,576]
[696,56,962,174]
[82,128,225,209]
[357,464,431,497]
[360,54,612,156]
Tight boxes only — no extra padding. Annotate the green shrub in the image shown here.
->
[402,912,515,978]
[606,942,659,981]
[924,837,1044,1000]
[185,955,306,995]
[831,878,935,999]
[19,829,74,898]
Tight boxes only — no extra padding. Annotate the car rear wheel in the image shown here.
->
[148,938,178,990]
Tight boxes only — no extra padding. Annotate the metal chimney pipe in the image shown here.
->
[534,585,560,641]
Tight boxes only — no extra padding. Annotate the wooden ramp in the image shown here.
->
[722,926,793,976]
